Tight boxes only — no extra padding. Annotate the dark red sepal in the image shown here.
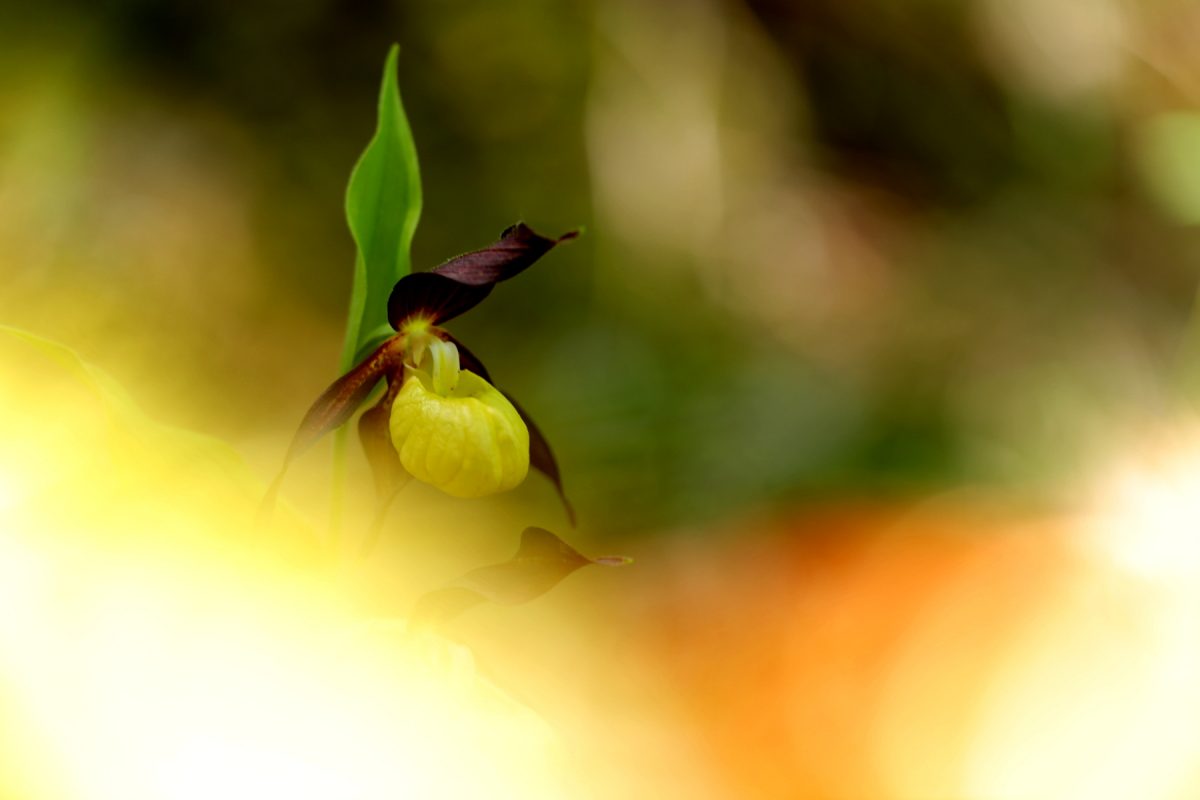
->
[259,335,405,525]
[387,223,577,328]
[504,392,576,526]
[283,335,405,462]
[357,372,406,502]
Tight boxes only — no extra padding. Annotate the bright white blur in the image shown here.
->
[0,328,569,800]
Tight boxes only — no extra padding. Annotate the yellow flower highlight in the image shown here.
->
[390,339,529,497]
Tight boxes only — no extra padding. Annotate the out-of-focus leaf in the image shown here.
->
[411,527,630,627]
[0,324,251,483]
[0,325,323,562]
[387,224,577,327]
[342,43,423,371]
[1138,112,1200,226]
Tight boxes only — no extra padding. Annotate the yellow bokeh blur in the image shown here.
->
[0,327,570,800]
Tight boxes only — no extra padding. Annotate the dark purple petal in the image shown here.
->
[357,373,406,502]
[505,392,576,526]
[508,525,593,566]
[356,370,412,557]
[387,223,577,328]
[386,273,493,330]
[260,336,404,525]
[283,335,405,462]
[432,223,578,285]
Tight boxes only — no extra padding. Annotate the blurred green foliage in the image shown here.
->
[3,0,1200,538]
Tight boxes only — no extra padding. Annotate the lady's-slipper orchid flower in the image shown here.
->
[388,338,529,498]
[275,223,577,522]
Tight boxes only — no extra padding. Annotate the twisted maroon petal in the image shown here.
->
[504,391,575,526]
[283,335,405,462]
[387,223,577,328]
[260,335,405,523]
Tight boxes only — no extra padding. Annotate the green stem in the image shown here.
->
[330,268,369,548]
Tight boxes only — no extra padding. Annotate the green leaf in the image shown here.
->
[341,44,423,372]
